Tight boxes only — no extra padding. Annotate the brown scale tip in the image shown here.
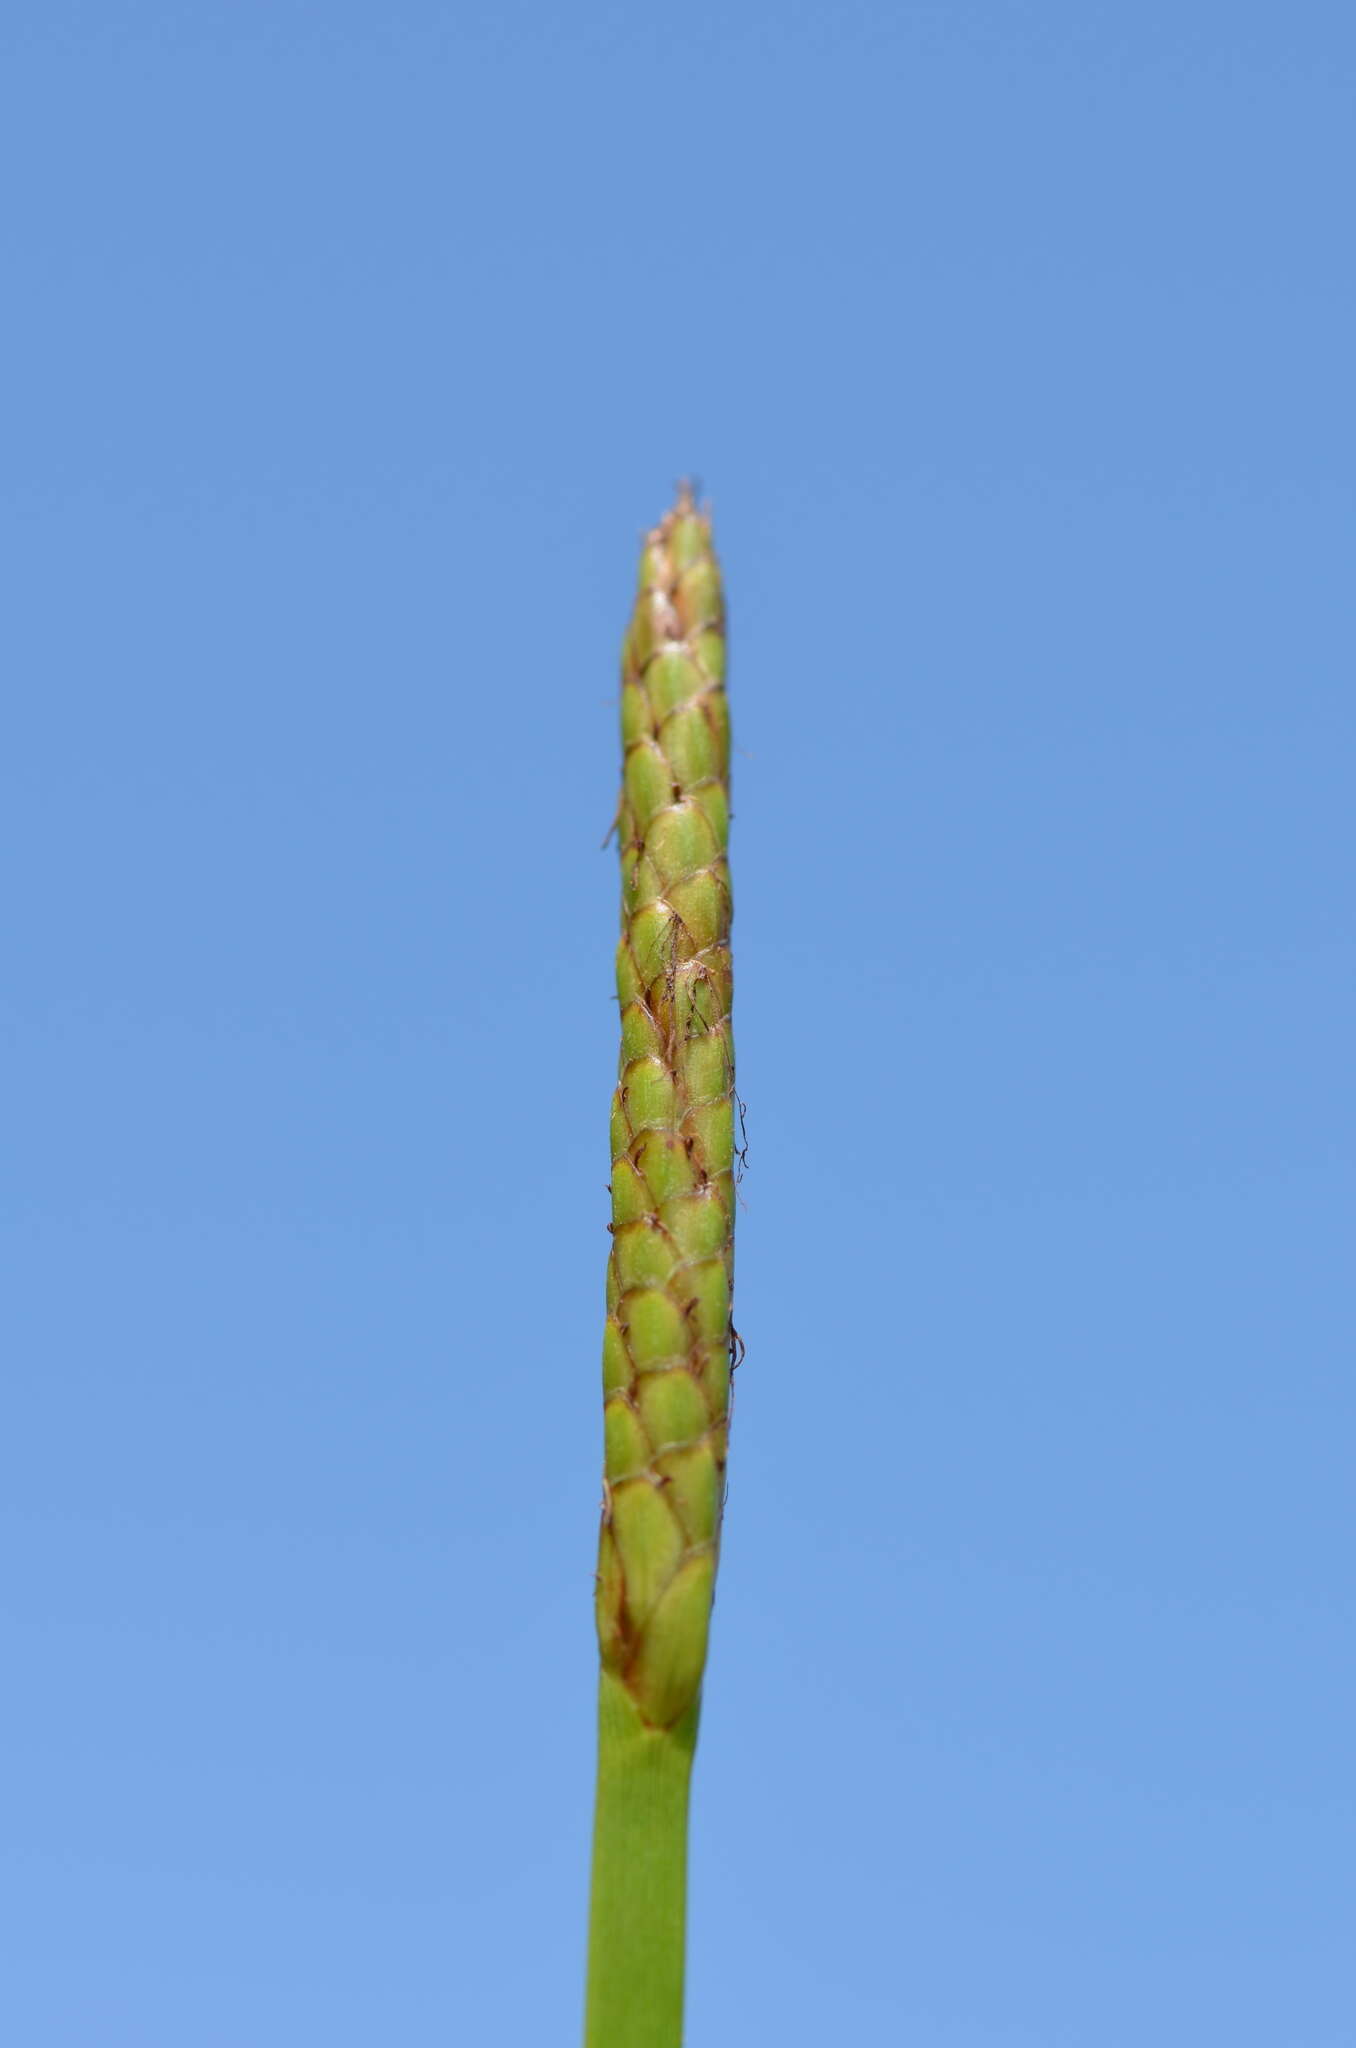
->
[636,485,715,604]
[643,482,712,573]
[652,480,704,536]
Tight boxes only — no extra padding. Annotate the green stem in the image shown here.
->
[585,1671,700,2048]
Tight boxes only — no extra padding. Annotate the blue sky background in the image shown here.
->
[3,4,1353,2042]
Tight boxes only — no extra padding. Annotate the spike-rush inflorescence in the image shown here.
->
[594,490,735,1732]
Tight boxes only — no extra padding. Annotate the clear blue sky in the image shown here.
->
[3,4,1352,2042]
